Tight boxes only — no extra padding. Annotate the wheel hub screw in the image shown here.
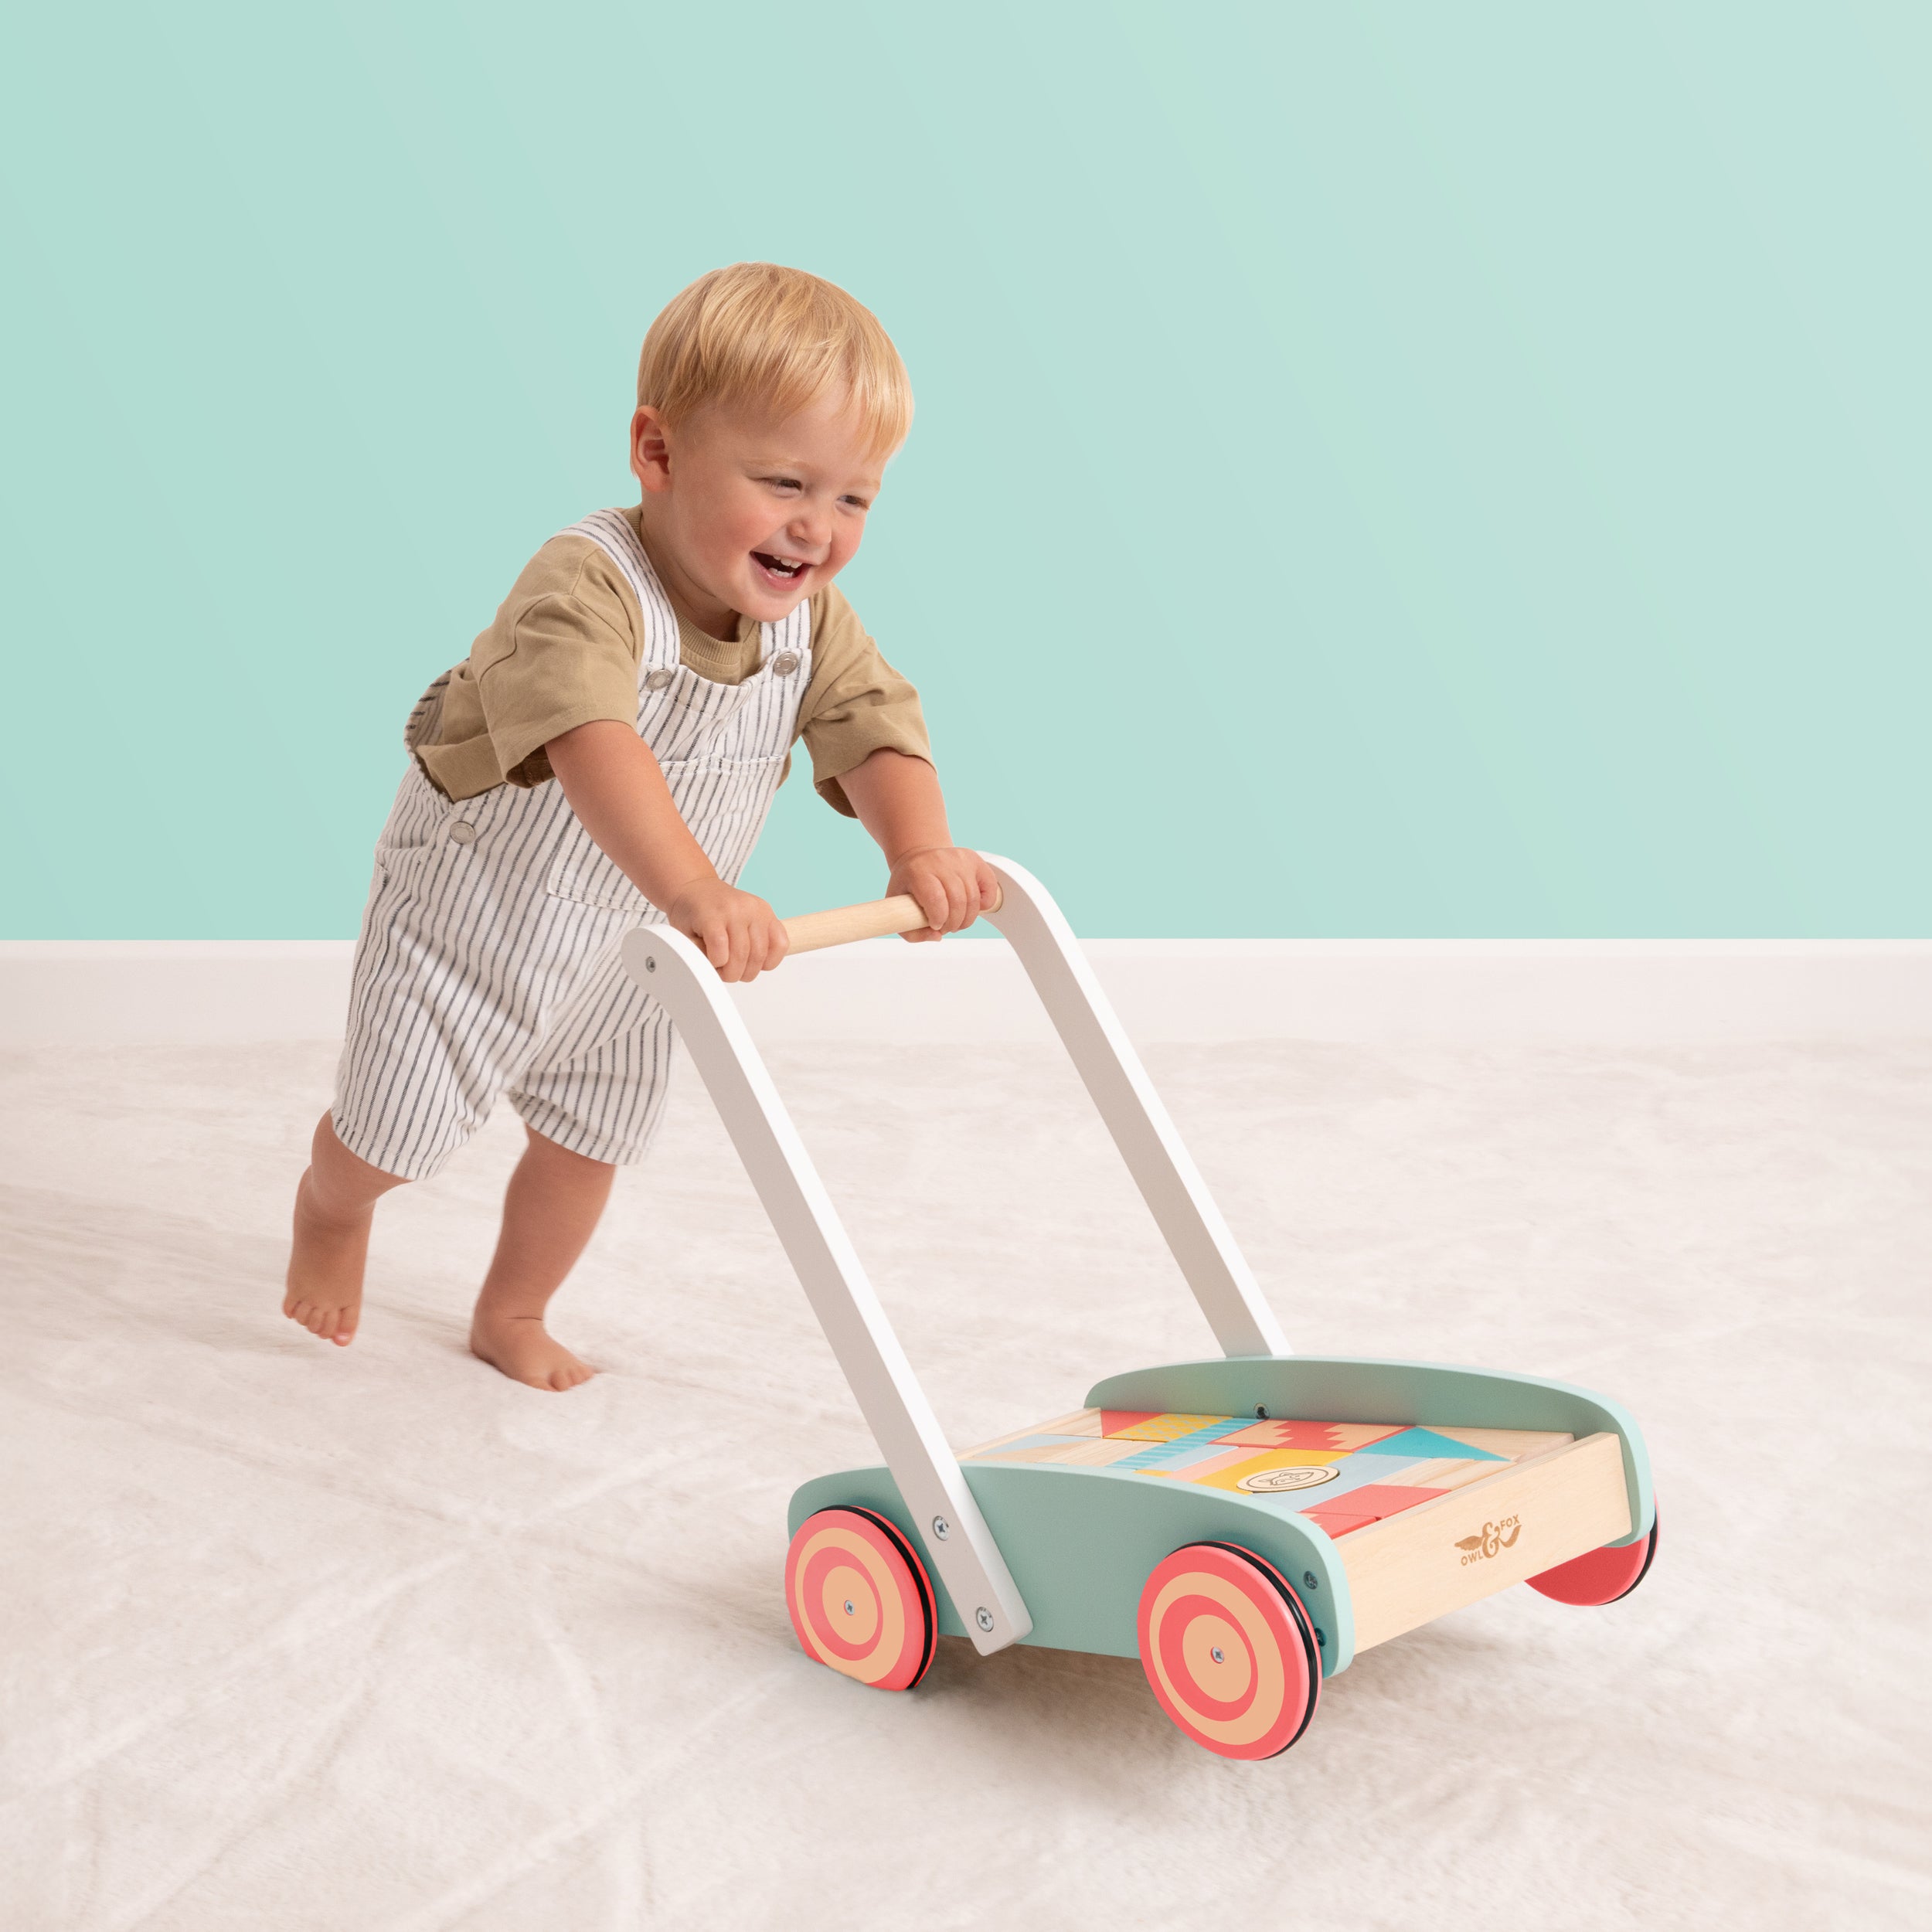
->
[643,956,656,973]
[1303,1571,1318,1592]
[975,1606,995,1632]
[931,1515,951,1540]
[843,1600,855,1615]
[1210,1646,1225,1664]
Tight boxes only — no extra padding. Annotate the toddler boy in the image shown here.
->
[283,263,995,1389]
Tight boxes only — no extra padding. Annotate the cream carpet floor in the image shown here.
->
[2,1036,1927,1930]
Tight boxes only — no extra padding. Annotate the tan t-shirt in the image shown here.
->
[413,506,930,817]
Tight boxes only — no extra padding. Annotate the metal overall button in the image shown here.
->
[645,668,675,691]
[447,821,477,845]
[770,651,800,676]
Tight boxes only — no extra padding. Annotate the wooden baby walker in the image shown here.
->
[623,857,1658,1759]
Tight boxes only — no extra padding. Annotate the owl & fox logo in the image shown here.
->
[1455,1515,1522,1564]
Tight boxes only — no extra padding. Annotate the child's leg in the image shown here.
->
[284,1113,410,1345]
[468,1124,616,1392]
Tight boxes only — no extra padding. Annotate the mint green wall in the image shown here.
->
[4,5,1926,938]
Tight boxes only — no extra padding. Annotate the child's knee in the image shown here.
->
[522,1121,617,1173]
[312,1112,413,1204]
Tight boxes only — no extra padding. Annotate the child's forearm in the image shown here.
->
[837,748,953,862]
[546,719,719,907]
[838,749,996,940]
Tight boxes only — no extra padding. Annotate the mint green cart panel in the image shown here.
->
[789,1458,1360,1674]
[1086,1355,1655,1546]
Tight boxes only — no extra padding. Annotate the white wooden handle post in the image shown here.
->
[977,855,1288,1359]
[619,919,1032,1655]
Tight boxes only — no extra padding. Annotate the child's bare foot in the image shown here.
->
[282,1114,409,1349]
[468,1310,597,1392]
[283,1171,368,1345]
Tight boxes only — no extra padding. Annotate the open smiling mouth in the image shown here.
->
[752,552,807,581]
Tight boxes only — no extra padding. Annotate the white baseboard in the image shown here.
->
[2,937,1927,1047]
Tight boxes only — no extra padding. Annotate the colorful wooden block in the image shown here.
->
[1141,1444,1286,1485]
[1181,1447,1362,1496]
[1215,1420,1406,1453]
[1426,1426,1574,1462]
[1037,1437,1146,1467]
[1350,1427,1505,1464]
[1302,1509,1379,1538]
[1394,1458,1502,1492]
[1311,1482,1446,1523]
[1103,1412,1244,1442]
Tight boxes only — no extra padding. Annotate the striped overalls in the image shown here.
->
[333,509,812,1179]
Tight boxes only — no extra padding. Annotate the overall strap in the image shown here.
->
[563,509,679,667]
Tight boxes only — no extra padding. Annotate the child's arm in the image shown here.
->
[547,719,787,981]
[838,748,999,943]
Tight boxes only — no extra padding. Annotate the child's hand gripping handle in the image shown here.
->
[782,885,1005,957]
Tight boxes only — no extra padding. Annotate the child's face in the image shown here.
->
[631,390,889,629]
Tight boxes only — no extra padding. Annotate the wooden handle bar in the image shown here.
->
[781,885,1003,956]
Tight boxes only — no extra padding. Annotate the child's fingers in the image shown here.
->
[926,866,970,932]
[726,916,753,982]
[913,876,951,930]
[753,910,786,978]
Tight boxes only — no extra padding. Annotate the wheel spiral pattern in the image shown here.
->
[785,1506,936,1692]
[1137,1541,1320,1759]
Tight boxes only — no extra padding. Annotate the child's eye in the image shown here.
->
[840,495,871,511]
[764,475,802,492]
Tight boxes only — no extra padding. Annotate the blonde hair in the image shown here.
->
[637,263,912,455]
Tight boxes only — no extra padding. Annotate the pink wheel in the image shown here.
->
[1527,1504,1659,1607]
[1137,1542,1320,1760]
[785,1507,937,1691]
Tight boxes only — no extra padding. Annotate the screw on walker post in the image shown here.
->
[622,856,1657,1760]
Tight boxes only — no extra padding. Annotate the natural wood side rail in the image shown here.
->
[1338,1431,1631,1653]
[781,885,1005,956]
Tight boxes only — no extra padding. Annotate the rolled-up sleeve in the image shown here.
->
[415,539,642,798]
[478,592,639,786]
[797,586,932,816]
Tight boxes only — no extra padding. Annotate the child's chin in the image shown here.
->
[741,580,811,619]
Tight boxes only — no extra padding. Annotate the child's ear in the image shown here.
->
[631,406,673,493]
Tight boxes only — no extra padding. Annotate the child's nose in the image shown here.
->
[788,505,832,553]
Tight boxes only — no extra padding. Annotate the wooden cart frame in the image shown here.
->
[622,857,1655,1711]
